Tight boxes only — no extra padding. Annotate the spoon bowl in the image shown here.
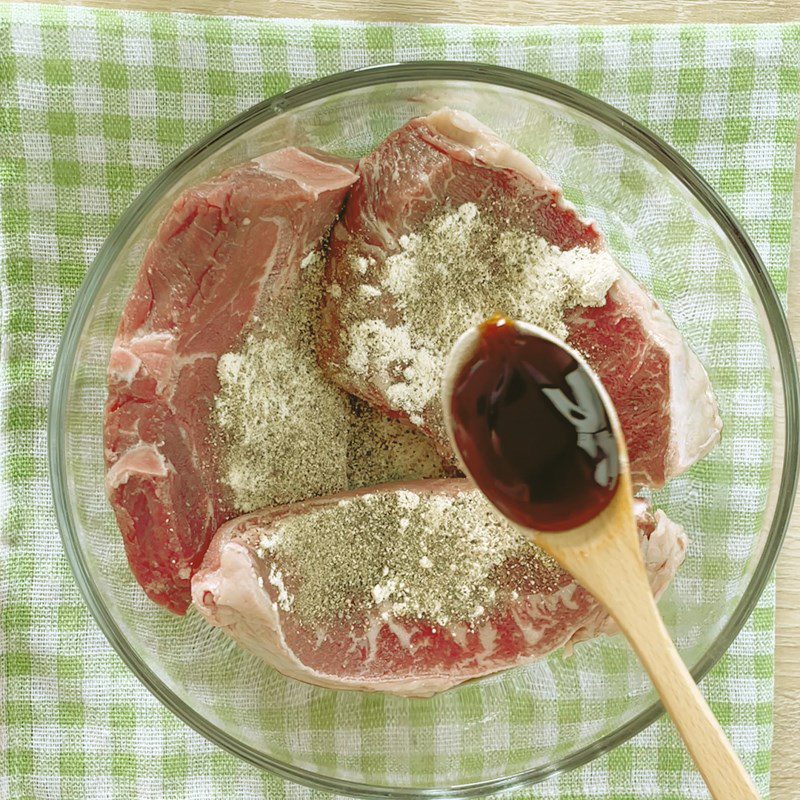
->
[442,317,626,532]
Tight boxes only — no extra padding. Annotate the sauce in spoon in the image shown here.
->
[448,316,619,531]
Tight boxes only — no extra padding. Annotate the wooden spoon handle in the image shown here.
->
[556,529,759,800]
[622,592,759,799]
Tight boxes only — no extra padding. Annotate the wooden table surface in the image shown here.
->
[38,0,800,796]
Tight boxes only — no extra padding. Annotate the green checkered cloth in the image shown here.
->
[1,4,798,798]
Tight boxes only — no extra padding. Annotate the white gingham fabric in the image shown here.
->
[1,6,798,798]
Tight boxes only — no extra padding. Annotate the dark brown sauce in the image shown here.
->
[449,317,619,531]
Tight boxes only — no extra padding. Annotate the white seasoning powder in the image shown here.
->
[343,202,618,422]
[260,487,560,628]
[213,251,447,513]
[346,397,445,490]
[215,334,351,512]
[268,563,294,612]
[346,319,441,418]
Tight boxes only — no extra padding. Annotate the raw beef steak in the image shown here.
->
[105,149,358,613]
[192,479,686,697]
[319,108,721,488]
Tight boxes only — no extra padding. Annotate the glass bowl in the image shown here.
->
[49,62,798,797]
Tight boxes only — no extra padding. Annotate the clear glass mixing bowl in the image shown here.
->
[49,63,798,797]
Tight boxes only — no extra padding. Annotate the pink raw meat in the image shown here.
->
[319,109,721,488]
[105,149,358,613]
[192,479,686,697]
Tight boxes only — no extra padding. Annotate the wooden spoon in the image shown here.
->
[441,318,759,800]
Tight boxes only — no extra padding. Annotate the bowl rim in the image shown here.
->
[49,60,799,798]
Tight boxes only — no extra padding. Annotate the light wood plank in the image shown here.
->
[28,0,800,26]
